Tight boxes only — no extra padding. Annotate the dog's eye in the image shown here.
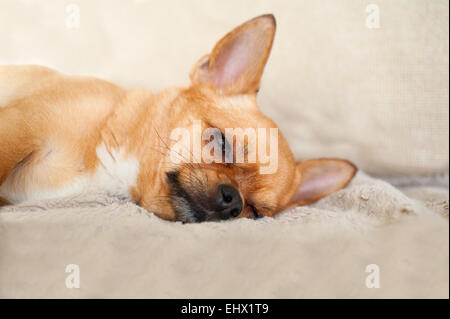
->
[217,130,226,154]
[217,130,232,164]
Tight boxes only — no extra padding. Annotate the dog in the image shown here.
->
[0,14,356,223]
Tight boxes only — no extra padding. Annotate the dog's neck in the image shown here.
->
[96,87,182,219]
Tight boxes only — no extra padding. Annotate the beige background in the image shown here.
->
[0,1,448,299]
[0,0,448,176]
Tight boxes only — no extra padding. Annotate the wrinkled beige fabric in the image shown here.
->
[1,173,448,298]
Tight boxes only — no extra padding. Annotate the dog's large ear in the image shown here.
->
[289,159,357,206]
[190,14,276,95]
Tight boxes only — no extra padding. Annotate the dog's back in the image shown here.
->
[0,65,125,203]
[1,65,60,107]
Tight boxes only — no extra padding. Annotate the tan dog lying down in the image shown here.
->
[0,14,356,222]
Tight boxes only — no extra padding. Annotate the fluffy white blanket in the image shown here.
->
[1,172,448,298]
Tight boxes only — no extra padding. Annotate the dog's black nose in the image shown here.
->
[217,184,243,218]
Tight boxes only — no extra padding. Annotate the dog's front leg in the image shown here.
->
[0,107,35,187]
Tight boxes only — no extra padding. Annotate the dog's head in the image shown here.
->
[148,14,356,222]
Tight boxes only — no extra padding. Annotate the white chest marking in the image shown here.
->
[90,144,140,199]
[0,144,140,203]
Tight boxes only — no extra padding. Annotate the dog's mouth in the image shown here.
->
[165,171,247,223]
[166,171,212,223]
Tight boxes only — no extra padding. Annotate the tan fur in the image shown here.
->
[0,15,356,221]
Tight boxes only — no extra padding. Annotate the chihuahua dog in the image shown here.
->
[0,14,356,222]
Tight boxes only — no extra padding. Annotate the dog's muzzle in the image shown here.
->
[166,171,244,223]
